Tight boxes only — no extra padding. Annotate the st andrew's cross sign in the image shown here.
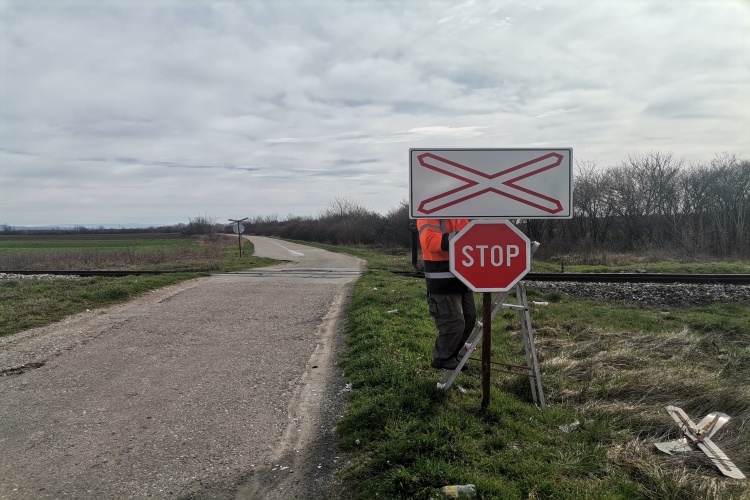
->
[409,148,573,219]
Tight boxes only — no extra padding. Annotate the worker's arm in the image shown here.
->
[417,220,451,258]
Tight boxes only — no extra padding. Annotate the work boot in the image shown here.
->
[431,357,468,371]
[458,342,473,359]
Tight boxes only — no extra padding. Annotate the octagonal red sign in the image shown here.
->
[449,220,531,292]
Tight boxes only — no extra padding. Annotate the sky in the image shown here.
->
[1,0,749,227]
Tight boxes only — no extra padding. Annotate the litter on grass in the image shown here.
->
[559,419,595,433]
[654,405,746,480]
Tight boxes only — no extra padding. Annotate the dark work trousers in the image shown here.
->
[427,292,477,364]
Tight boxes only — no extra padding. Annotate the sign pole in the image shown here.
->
[481,292,492,409]
[228,217,248,258]
[447,220,531,411]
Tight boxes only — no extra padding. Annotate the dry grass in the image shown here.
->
[547,248,750,273]
[0,236,235,271]
[537,323,750,499]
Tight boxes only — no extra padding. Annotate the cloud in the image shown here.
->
[407,126,487,138]
[1,0,748,225]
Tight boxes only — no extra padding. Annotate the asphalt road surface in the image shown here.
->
[0,236,363,499]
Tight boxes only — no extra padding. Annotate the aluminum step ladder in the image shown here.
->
[437,245,546,410]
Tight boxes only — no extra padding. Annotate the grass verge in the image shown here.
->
[324,246,750,499]
[0,273,203,337]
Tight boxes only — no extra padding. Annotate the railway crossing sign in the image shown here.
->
[409,148,573,219]
[655,405,745,479]
[449,220,531,292]
[410,148,562,410]
[229,217,248,257]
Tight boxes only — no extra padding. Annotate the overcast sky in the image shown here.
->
[1,0,749,227]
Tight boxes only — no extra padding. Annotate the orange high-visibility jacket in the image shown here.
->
[417,219,471,294]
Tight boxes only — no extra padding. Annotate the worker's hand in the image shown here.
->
[441,231,458,251]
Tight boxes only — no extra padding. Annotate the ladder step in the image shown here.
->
[437,284,548,410]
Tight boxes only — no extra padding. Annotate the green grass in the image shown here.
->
[0,239,278,337]
[335,266,627,499]
[9,235,746,497]
[0,273,203,336]
[324,245,750,499]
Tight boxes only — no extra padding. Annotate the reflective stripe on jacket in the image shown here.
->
[417,219,471,294]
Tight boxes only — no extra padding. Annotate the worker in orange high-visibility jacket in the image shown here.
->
[417,219,477,371]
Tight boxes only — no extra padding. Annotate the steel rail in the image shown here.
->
[393,271,750,285]
[0,270,204,277]
[3,270,750,284]
[525,273,750,284]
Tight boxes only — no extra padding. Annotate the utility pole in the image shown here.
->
[228,217,248,257]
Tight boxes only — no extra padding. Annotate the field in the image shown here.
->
[307,245,750,500]
[0,233,255,272]
[2,236,749,498]
[0,234,276,337]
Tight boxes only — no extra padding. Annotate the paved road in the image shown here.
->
[0,237,362,499]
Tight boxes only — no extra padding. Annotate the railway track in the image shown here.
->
[0,270,201,277]
[3,270,750,284]
[395,271,750,285]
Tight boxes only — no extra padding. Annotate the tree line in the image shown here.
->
[247,152,750,259]
[244,197,413,251]
[4,152,746,259]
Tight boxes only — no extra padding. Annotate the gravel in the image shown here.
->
[0,273,83,280]
[4,272,749,308]
[527,281,750,308]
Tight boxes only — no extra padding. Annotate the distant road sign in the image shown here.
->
[410,148,573,219]
[232,223,245,234]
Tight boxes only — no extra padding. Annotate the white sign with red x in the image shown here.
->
[409,148,573,219]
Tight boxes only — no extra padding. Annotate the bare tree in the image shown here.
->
[185,214,221,241]
[242,151,749,258]
[320,196,379,245]
[573,160,616,244]
[382,200,412,248]
[706,154,750,256]
[321,196,368,219]
[606,152,682,247]
[678,163,721,254]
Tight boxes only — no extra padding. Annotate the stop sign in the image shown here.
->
[449,220,531,292]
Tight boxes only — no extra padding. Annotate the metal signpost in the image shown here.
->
[410,147,572,410]
[229,217,248,257]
